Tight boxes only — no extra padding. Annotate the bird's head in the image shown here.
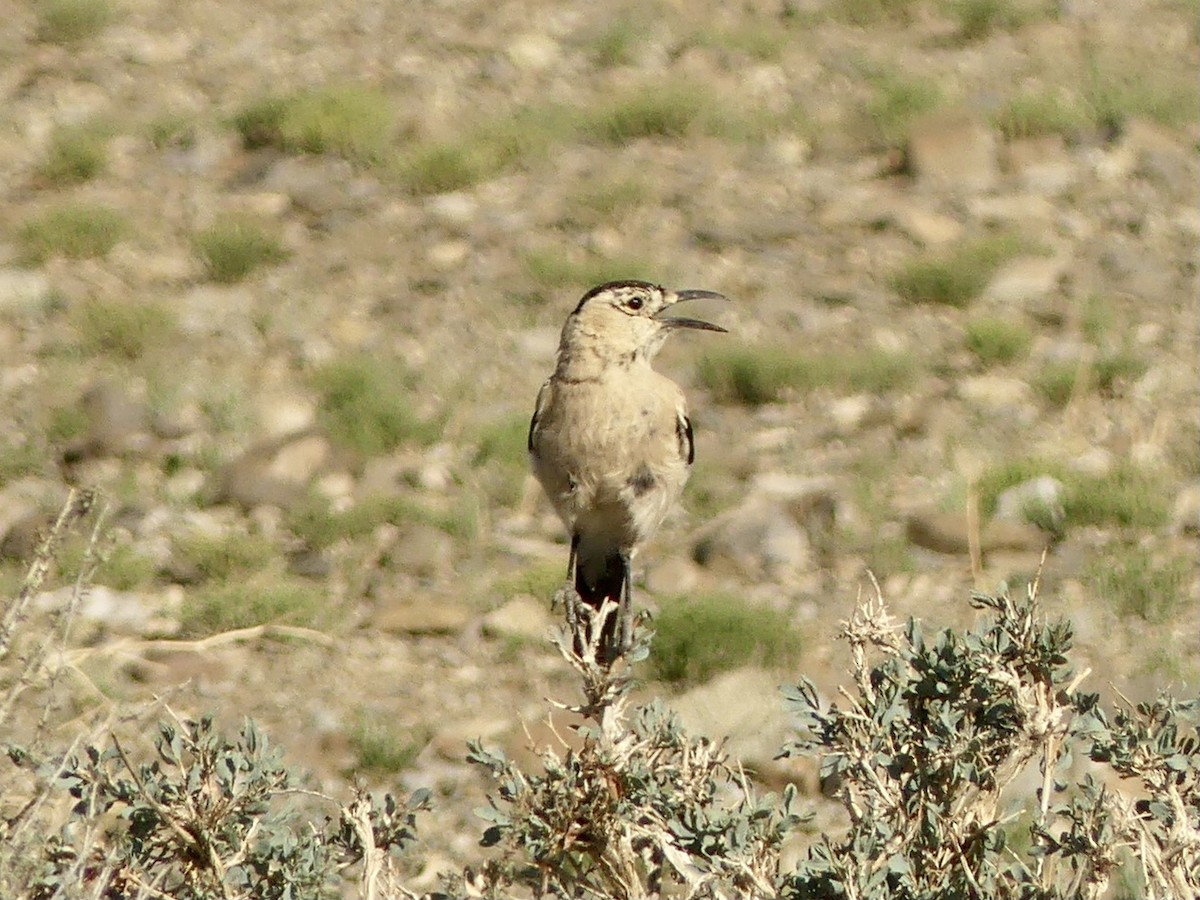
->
[557,280,727,374]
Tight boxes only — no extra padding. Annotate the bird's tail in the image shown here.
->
[575,549,627,661]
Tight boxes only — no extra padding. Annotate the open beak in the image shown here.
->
[656,289,729,333]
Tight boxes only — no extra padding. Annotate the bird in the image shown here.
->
[528,280,728,663]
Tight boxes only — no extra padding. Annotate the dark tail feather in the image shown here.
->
[575,550,627,661]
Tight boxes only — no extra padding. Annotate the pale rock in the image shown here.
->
[643,555,701,596]
[112,26,193,64]
[315,471,356,503]
[506,32,560,71]
[426,192,478,227]
[35,584,154,631]
[907,112,998,192]
[966,194,1055,226]
[373,593,471,634]
[482,595,552,641]
[256,393,316,437]
[266,433,332,484]
[1071,448,1113,477]
[1171,481,1200,536]
[427,240,470,270]
[671,667,795,775]
[0,268,51,312]
[956,375,1034,411]
[994,476,1066,528]
[1005,135,1080,193]
[893,206,963,246]
[387,522,454,580]
[827,394,874,435]
[983,256,1067,305]
[693,497,811,581]
[225,191,291,218]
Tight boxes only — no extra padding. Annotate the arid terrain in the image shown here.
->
[1,0,1197,885]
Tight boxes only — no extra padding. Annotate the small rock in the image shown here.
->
[643,555,701,596]
[482,595,552,641]
[956,375,1035,413]
[211,439,311,511]
[906,112,998,192]
[693,497,811,581]
[1172,481,1200,536]
[64,379,152,461]
[266,433,333,485]
[427,240,470,270]
[967,194,1055,227]
[994,476,1066,529]
[506,32,560,71]
[386,522,455,581]
[983,256,1067,305]
[372,594,471,634]
[892,206,963,246]
[0,268,51,312]
[827,394,874,435]
[1004,135,1080,194]
[672,667,797,780]
[906,510,969,554]
[0,509,55,562]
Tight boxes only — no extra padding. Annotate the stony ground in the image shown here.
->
[1,0,1198,885]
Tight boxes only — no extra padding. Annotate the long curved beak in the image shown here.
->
[657,289,730,333]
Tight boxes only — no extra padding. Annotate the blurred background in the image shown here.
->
[0,0,1197,880]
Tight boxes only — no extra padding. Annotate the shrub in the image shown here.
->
[863,71,942,147]
[193,218,289,283]
[19,203,126,263]
[1087,545,1192,623]
[996,89,1089,140]
[650,593,803,685]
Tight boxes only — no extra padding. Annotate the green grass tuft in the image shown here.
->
[964,317,1032,366]
[193,219,289,283]
[179,574,332,637]
[234,85,395,164]
[37,121,110,186]
[977,458,1169,530]
[35,0,114,43]
[945,0,1041,42]
[649,594,802,685]
[69,297,178,360]
[311,354,438,457]
[1087,546,1192,623]
[863,71,942,147]
[347,719,431,776]
[19,203,127,263]
[892,233,1026,307]
[995,90,1089,140]
[698,345,918,406]
[171,531,277,583]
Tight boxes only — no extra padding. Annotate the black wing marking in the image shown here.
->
[677,412,695,465]
[528,382,548,455]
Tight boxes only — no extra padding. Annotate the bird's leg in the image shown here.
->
[559,533,582,629]
[616,550,633,657]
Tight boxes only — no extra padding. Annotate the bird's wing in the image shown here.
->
[528,379,550,455]
[676,407,695,466]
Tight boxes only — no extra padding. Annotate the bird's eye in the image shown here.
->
[626,296,644,311]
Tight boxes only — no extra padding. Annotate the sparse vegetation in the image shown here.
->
[862,70,942,147]
[892,232,1026,307]
[977,458,1170,531]
[1032,359,1079,407]
[996,88,1089,140]
[34,0,114,43]
[179,573,332,636]
[69,296,178,360]
[18,203,127,263]
[170,529,277,583]
[587,17,642,67]
[193,218,289,283]
[698,344,918,406]
[650,593,803,685]
[832,0,921,25]
[945,0,1043,42]
[523,247,661,293]
[965,316,1033,365]
[36,120,109,186]
[1087,544,1192,622]
[311,354,438,457]
[234,85,396,164]
[348,718,431,776]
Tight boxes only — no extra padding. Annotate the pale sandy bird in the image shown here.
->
[528,280,728,662]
